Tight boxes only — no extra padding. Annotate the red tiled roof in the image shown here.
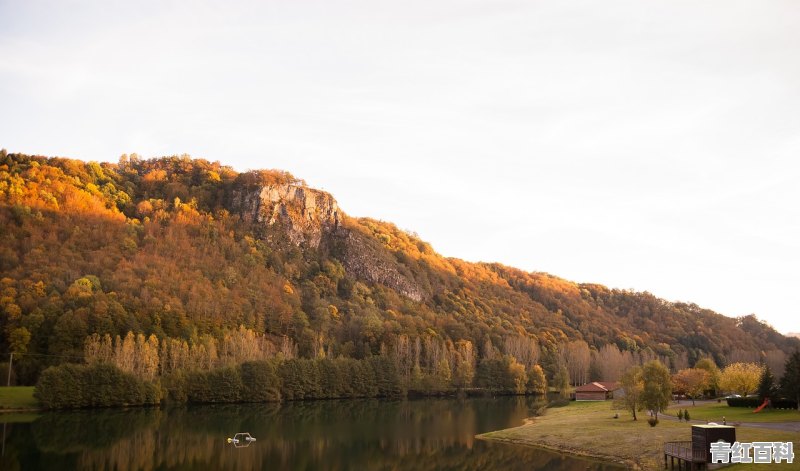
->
[574,381,620,392]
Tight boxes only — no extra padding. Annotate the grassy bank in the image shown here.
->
[666,401,800,424]
[0,386,39,410]
[478,401,798,471]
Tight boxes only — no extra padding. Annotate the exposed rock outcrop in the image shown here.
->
[231,180,423,301]
[232,183,340,248]
[337,229,424,302]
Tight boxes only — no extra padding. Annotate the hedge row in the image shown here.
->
[35,356,447,408]
[182,356,403,404]
[726,397,798,409]
[34,363,161,409]
[726,397,763,408]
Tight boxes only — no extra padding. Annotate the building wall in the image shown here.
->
[575,391,606,401]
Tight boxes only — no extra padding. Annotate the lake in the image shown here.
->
[0,396,622,470]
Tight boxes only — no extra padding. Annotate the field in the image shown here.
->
[666,401,800,424]
[479,401,799,471]
[0,386,39,410]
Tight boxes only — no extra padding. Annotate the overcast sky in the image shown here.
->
[1,0,798,334]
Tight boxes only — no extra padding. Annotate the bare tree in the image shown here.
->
[503,335,540,370]
[84,333,113,365]
[765,350,787,381]
[596,344,629,382]
[728,349,760,364]
[563,340,591,385]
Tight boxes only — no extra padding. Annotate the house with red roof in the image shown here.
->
[573,381,620,401]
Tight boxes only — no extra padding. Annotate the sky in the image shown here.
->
[1,0,798,334]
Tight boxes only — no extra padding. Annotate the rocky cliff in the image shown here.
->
[231,181,424,301]
[231,183,340,248]
[336,228,424,302]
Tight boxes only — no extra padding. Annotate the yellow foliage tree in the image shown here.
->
[672,368,710,405]
[719,362,763,397]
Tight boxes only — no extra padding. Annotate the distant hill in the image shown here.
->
[1,151,796,384]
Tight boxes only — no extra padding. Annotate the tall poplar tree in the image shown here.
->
[618,366,643,421]
[641,360,672,420]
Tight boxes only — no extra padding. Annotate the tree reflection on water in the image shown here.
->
[2,397,622,471]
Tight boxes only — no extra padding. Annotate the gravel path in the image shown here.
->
[660,400,800,432]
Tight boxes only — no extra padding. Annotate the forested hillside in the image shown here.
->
[0,150,796,388]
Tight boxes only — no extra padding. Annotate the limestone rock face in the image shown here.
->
[231,181,423,301]
[337,230,424,302]
[233,183,340,248]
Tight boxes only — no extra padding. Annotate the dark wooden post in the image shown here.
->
[5,353,12,387]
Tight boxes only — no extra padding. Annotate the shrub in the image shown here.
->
[683,409,690,421]
[162,371,189,402]
[348,359,376,397]
[647,417,658,427]
[187,366,242,403]
[726,397,762,407]
[34,364,85,408]
[239,360,281,402]
[367,356,403,398]
[771,398,798,409]
[725,396,796,409]
[34,363,160,409]
[278,358,321,400]
[547,398,571,408]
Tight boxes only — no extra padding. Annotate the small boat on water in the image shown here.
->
[227,433,257,447]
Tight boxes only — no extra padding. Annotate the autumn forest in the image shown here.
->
[0,151,796,405]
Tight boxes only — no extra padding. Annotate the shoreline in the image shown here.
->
[477,431,636,469]
[477,401,800,471]
[0,407,41,413]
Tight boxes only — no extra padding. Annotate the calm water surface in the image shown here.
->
[1,397,622,470]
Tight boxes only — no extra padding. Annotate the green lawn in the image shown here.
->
[0,412,39,423]
[0,386,39,410]
[667,401,800,424]
[479,401,799,471]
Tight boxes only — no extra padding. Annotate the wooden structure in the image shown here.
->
[692,425,736,462]
[664,441,706,470]
[574,382,619,401]
[664,425,736,470]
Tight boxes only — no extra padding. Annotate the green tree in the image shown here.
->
[34,364,85,408]
[507,357,527,394]
[757,366,777,402]
[694,358,720,396]
[779,350,800,410]
[8,327,31,354]
[553,364,571,398]
[34,363,160,409]
[640,360,672,419]
[434,357,452,390]
[239,360,281,402]
[617,366,643,420]
[527,364,548,394]
[368,356,402,397]
[187,366,243,403]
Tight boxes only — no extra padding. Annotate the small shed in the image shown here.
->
[574,382,620,401]
[692,424,736,463]
[664,424,736,470]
